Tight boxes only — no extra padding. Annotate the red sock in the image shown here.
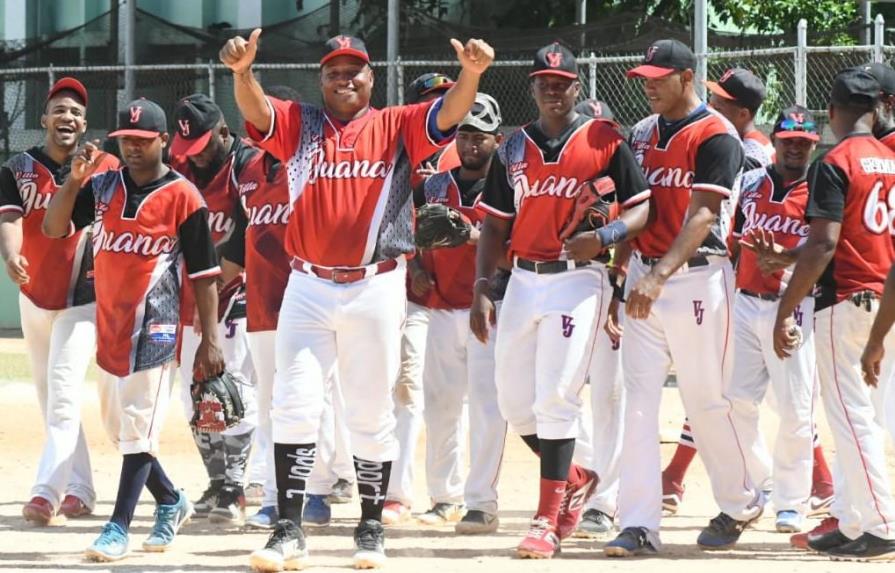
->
[566,463,589,487]
[537,478,566,525]
[663,443,697,485]
[812,445,833,489]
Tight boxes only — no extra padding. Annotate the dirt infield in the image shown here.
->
[1,342,893,572]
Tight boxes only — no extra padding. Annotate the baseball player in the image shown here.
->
[706,68,775,169]
[413,93,507,533]
[604,39,762,557]
[168,93,258,526]
[43,98,224,561]
[382,71,458,526]
[221,29,490,569]
[220,85,355,531]
[0,78,119,525]
[472,42,651,559]
[726,106,820,534]
[769,68,895,562]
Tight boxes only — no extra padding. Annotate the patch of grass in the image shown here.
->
[0,351,101,384]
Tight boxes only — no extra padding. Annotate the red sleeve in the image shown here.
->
[244,96,302,163]
[399,99,454,167]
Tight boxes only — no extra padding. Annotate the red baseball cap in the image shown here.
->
[47,77,88,106]
[320,35,370,66]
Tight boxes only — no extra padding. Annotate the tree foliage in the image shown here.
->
[712,0,859,37]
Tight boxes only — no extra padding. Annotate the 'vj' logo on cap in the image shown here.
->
[129,106,142,124]
[178,119,190,136]
[789,112,805,123]
[645,45,659,62]
[336,36,352,50]
[546,51,563,68]
[719,69,736,83]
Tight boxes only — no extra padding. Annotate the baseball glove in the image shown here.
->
[415,203,472,249]
[190,370,246,433]
[558,176,620,241]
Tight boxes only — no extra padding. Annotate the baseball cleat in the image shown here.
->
[327,478,354,504]
[807,527,852,554]
[791,516,839,550]
[604,526,658,557]
[247,506,280,530]
[573,508,614,539]
[209,484,246,526]
[194,479,224,517]
[85,522,130,562]
[516,516,560,559]
[302,494,332,526]
[353,518,386,569]
[417,502,464,526]
[60,494,92,518]
[455,510,499,534]
[22,496,55,526]
[775,510,803,533]
[250,519,309,572]
[828,533,895,562]
[380,500,411,526]
[697,511,761,550]
[143,490,193,552]
[661,473,684,515]
[245,482,264,507]
[557,469,598,539]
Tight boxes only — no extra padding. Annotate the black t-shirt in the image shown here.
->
[805,153,847,223]
[452,168,486,207]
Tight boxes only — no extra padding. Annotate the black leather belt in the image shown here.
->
[739,289,780,301]
[515,258,590,274]
[850,290,877,312]
[639,254,711,268]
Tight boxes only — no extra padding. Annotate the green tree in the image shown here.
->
[713,0,859,38]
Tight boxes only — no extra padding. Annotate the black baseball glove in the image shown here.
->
[190,370,246,433]
[415,203,472,249]
[558,176,620,241]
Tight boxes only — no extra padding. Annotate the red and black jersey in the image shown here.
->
[879,128,895,153]
[806,133,895,310]
[628,105,744,258]
[479,116,649,261]
[246,96,453,268]
[0,147,119,310]
[70,168,219,376]
[734,166,809,296]
[412,169,486,310]
[221,151,290,333]
[743,129,775,171]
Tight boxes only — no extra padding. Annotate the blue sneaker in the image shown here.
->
[85,522,130,562]
[604,526,659,557]
[246,506,279,530]
[697,511,760,550]
[303,494,331,526]
[776,510,804,533]
[143,489,194,552]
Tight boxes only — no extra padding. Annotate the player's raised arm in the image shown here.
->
[220,28,271,134]
[43,140,103,238]
[436,39,494,132]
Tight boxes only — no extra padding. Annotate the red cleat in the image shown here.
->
[517,516,560,559]
[809,482,834,517]
[557,469,598,539]
[60,495,92,518]
[662,472,685,515]
[791,516,839,550]
[22,496,54,525]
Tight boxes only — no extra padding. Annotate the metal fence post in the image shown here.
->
[208,60,216,101]
[397,56,404,105]
[47,64,55,88]
[796,19,807,107]
[588,52,597,99]
[874,14,885,63]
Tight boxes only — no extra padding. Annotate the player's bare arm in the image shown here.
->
[565,201,649,262]
[626,190,721,320]
[220,28,271,134]
[0,214,28,284]
[470,215,510,344]
[772,218,840,358]
[435,39,494,132]
[603,241,631,342]
[861,263,895,387]
[192,276,225,380]
[42,140,105,238]
[740,227,800,275]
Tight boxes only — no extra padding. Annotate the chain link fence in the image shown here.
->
[1,42,893,161]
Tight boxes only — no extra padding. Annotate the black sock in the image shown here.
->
[110,453,153,531]
[539,437,575,481]
[354,457,392,522]
[275,442,316,525]
[521,434,540,455]
[145,457,178,506]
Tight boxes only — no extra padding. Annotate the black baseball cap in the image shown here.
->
[830,67,881,108]
[575,99,616,123]
[407,73,455,104]
[627,39,696,79]
[530,42,578,80]
[47,77,87,106]
[109,98,167,139]
[171,93,223,157]
[861,62,895,96]
[705,68,766,112]
[321,35,369,66]
[772,105,819,142]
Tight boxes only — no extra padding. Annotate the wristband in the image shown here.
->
[595,219,628,248]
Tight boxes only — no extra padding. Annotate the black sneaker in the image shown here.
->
[194,480,224,517]
[604,526,658,557]
[249,519,309,571]
[697,512,758,550]
[808,528,853,553]
[828,533,895,561]
[209,484,246,526]
[574,508,614,539]
[353,519,386,569]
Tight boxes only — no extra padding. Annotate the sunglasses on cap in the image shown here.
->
[778,118,817,132]
[419,75,453,92]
